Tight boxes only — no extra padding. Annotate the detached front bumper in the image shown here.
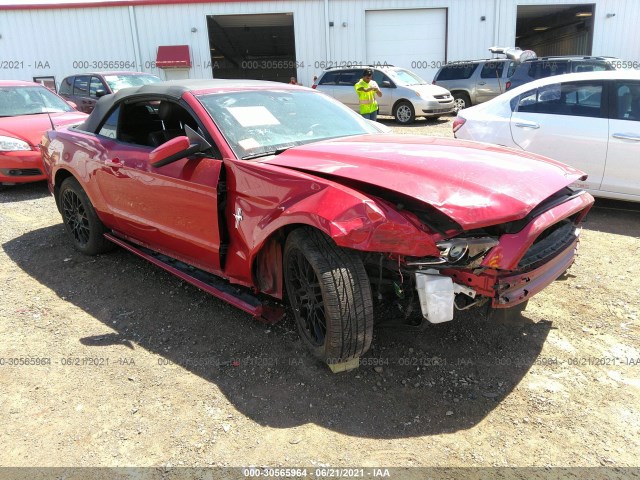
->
[0,150,46,184]
[493,232,578,308]
[424,190,594,319]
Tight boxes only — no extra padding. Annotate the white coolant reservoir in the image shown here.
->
[415,272,455,323]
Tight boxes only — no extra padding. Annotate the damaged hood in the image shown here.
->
[266,134,586,229]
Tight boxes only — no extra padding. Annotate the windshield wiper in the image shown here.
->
[241,144,296,160]
[243,152,273,160]
[19,111,62,116]
[274,146,294,155]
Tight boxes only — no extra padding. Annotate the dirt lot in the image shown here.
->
[1,116,639,473]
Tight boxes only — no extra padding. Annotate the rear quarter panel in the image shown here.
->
[456,99,518,147]
[43,127,116,227]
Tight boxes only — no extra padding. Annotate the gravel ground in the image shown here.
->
[1,117,639,475]
[378,114,455,136]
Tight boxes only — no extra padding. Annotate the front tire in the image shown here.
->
[453,92,471,112]
[284,228,374,365]
[394,101,415,124]
[59,177,113,255]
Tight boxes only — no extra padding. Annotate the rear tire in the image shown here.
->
[59,177,113,255]
[284,228,374,365]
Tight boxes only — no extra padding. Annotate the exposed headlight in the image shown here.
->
[447,244,468,262]
[0,136,31,151]
[437,237,499,264]
[437,239,468,263]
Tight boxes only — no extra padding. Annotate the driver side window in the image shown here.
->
[372,70,393,87]
[89,77,106,98]
[101,100,198,148]
[96,98,221,158]
[117,101,163,146]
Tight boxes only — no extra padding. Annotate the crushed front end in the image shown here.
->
[363,188,594,326]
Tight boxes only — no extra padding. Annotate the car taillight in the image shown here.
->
[452,117,466,134]
[505,81,512,90]
[312,84,317,89]
[432,80,436,85]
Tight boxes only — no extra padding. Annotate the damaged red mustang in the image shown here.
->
[42,80,594,370]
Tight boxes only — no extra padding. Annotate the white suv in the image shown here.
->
[314,65,454,124]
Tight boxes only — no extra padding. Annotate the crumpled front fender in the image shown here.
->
[223,160,440,287]
[302,188,440,257]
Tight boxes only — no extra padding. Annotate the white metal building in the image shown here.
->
[0,0,638,88]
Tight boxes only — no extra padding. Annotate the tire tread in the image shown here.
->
[285,228,373,363]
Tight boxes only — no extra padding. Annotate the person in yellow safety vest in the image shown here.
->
[354,68,382,121]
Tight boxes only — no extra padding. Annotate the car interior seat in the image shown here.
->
[148,102,197,147]
[118,104,163,146]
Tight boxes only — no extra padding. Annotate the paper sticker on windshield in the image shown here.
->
[238,138,260,150]
[228,106,279,127]
[104,76,118,82]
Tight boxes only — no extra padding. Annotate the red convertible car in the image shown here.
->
[42,79,594,370]
[0,80,86,185]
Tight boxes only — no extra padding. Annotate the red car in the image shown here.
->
[42,79,594,371]
[0,80,86,185]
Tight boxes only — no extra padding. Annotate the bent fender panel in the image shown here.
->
[45,130,116,227]
[222,160,440,288]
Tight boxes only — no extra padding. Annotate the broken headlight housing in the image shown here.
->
[436,237,499,267]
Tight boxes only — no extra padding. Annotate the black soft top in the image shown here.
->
[79,78,289,133]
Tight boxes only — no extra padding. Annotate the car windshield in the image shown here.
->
[104,74,161,92]
[388,69,427,86]
[197,89,379,159]
[0,86,73,117]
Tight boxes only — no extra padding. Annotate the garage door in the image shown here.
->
[365,9,446,83]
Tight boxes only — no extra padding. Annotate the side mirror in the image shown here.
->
[382,80,393,88]
[95,89,107,98]
[150,136,198,168]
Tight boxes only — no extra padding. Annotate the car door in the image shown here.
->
[475,61,508,103]
[371,69,394,115]
[86,76,108,111]
[333,70,361,112]
[92,98,225,273]
[600,80,640,198]
[72,75,93,113]
[510,80,608,191]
